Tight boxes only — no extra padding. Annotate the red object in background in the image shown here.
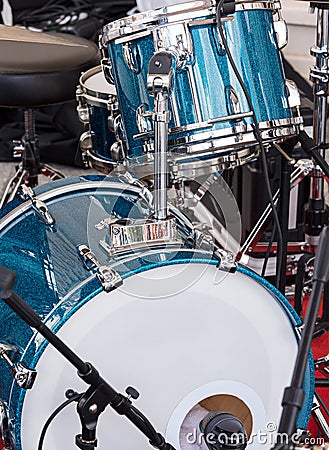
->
[287,292,329,437]
[309,331,329,437]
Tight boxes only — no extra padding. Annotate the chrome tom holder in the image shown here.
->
[147,51,175,221]
[95,52,182,256]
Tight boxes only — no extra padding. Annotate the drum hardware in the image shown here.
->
[100,58,115,85]
[271,226,329,449]
[128,144,261,182]
[122,41,141,73]
[0,343,36,390]
[0,108,65,209]
[116,169,154,206]
[147,51,174,220]
[238,158,314,262]
[79,131,94,169]
[311,395,329,441]
[17,185,55,227]
[168,173,242,257]
[273,13,288,50]
[95,216,182,256]
[12,139,26,160]
[316,379,329,387]
[193,173,222,202]
[302,3,329,246]
[0,267,177,450]
[136,104,154,135]
[0,399,14,450]
[111,115,127,161]
[299,132,329,180]
[314,354,329,378]
[213,248,237,271]
[77,245,123,293]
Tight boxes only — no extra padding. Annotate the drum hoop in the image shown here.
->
[78,65,116,102]
[134,116,302,143]
[33,257,301,347]
[0,178,145,232]
[101,0,278,44]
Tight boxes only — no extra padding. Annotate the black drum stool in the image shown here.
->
[0,25,100,207]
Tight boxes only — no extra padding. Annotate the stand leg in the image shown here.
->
[238,161,312,258]
[321,281,329,322]
[40,164,65,180]
[305,5,329,244]
[312,394,329,440]
[278,156,291,294]
[0,167,27,208]
[0,108,65,208]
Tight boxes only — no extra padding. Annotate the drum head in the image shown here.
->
[20,263,308,450]
[80,65,116,96]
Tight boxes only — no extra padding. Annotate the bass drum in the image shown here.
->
[0,176,313,450]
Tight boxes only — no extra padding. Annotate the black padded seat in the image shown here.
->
[0,25,100,107]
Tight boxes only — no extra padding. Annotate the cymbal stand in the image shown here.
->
[305,2,329,245]
[0,108,64,209]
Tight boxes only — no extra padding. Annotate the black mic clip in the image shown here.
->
[298,130,329,179]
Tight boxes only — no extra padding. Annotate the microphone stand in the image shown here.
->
[0,268,176,450]
[271,225,329,450]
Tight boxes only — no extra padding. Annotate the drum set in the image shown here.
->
[0,0,328,449]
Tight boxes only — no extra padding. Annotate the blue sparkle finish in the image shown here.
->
[0,177,313,447]
[106,7,291,159]
[88,105,116,160]
[107,34,156,158]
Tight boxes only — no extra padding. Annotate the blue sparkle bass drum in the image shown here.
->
[101,0,302,180]
[0,177,313,450]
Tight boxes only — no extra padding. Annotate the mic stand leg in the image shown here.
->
[278,155,291,294]
[321,281,329,322]
[271,227,329,450]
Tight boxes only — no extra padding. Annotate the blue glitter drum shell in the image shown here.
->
[103,4,300,170]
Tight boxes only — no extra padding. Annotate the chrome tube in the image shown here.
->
[154,91,169,220]
[310,8,329,202]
